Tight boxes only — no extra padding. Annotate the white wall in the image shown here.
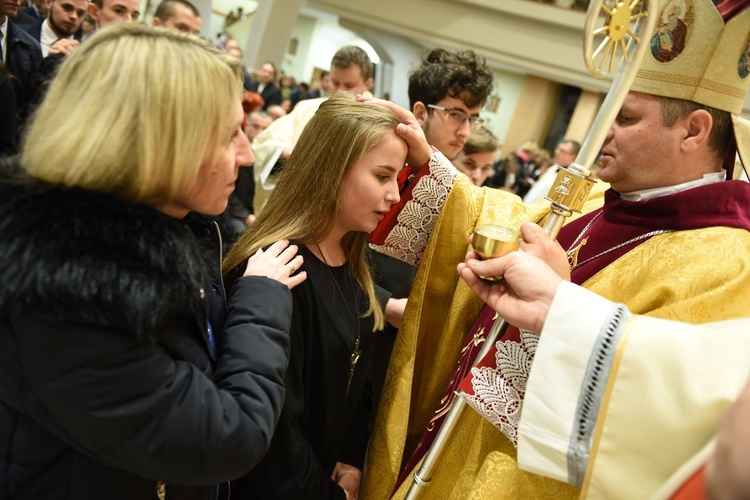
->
[483,69,526,148]
[338,21,424,108]
[281,7,383,88]
[283,14,317,81]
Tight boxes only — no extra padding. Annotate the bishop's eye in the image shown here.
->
[616,114,633,125]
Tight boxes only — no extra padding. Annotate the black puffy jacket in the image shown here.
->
[0,164,292,499]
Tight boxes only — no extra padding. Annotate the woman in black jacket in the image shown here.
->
[0,24,305,499]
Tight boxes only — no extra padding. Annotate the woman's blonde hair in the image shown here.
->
[224,92,400,330]
[21,23,242,204]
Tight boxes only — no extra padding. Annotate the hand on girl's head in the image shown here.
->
[356,96,431,167]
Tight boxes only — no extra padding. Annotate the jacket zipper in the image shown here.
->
[211,221,228,308]
[154,223,228,500]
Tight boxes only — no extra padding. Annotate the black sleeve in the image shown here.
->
[240,300,346,500]
[15,275,292,484]
[24,53,63,123]
[337,376,373,470]
[0,76,18,156]
[374,284,392,312]
[265,86,283,107]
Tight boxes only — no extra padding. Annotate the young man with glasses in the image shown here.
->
[409,48,493,160]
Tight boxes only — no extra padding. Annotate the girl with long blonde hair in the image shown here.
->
[224,91,425,498]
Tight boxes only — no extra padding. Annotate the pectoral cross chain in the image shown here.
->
[567,237,588,270]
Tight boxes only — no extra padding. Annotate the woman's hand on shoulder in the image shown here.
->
[242,239,307,289]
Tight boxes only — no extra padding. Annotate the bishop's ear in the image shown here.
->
[681,109,713,154]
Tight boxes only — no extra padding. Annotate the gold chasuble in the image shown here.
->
[364,175,750,499]
[365,1,750,495]
[364,177,606,499]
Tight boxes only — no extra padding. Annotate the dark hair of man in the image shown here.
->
[655,95,733,162]
[331,46,374,81]
[154,0,199,22]
[320,70,330,79]
[408,48,494,110]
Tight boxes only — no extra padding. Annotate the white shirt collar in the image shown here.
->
[620,171,727,201]
[40,19,73,57]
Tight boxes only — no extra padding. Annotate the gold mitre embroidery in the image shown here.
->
[632,0,750,173]
[632,0,750,115]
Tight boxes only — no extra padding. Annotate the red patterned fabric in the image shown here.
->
[369,154,436,246]
[393,306,500,491]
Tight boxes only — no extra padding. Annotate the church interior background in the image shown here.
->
[138,0,750,159]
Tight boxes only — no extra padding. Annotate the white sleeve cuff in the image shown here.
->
[517,281,615,483]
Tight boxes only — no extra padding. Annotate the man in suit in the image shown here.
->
[32,0,137,59]
[247,61,282,110]
[1,0,43,124]
[20,0,86,57]
[22,0,45,20]
[23,0,139,124]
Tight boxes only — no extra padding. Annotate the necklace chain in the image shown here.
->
[566,210,674,271]
[568,211,603,250]
[314,242,363,396]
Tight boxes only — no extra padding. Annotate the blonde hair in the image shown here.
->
[21,23,242,204]
[224,92,400,330]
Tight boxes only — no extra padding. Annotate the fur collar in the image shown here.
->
[0,162,213,340]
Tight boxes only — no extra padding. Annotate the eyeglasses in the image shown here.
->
[427,104,484,130]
